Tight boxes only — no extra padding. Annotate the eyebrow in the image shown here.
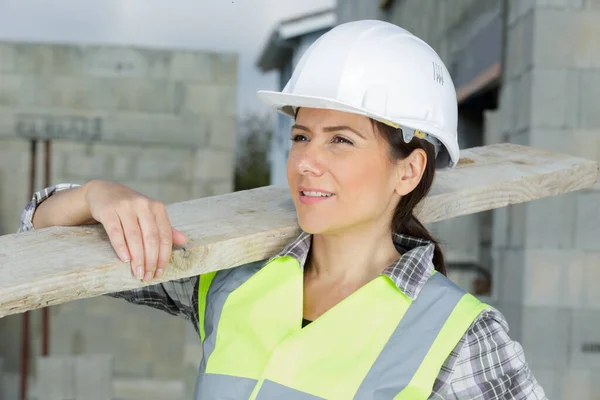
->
[291,124,367,139]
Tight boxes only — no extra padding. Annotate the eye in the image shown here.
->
[291,134,308,142]
[333,136,353,145]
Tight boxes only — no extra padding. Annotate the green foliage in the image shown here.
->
[234,113,273,191]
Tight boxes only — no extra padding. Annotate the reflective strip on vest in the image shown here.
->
[198,261,263,374]
[195,257,488,399]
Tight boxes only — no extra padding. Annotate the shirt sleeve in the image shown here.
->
[17,183,200,331]
[434,308,548,400]
[17,183,82,232]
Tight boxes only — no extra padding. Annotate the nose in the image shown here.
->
[293,143,324,177]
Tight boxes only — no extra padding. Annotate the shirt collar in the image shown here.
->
[270,231,435,300]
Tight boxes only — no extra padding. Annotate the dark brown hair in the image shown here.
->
[372,120,446,275]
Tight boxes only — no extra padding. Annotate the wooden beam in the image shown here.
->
[0,143,597,318]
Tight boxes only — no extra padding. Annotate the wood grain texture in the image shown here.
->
[0,143,598,317]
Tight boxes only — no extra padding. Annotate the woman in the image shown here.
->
[18,21,546,399]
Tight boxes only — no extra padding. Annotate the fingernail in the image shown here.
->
[136,267,144,279]
[155,269,164,278]
[121,253,130,262]
[144,272,153,282]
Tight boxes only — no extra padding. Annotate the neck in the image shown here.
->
[306,225,401,287]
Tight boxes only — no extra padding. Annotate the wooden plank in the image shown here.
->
[0,143,597,318]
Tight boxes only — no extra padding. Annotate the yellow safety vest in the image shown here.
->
[195,255,489,399]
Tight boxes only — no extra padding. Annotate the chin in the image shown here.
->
[297,214,334,235]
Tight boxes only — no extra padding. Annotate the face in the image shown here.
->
[286,108,402,236]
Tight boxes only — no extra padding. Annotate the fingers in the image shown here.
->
[103,212,130,264]
[100,196,187,282]
[137,208,161,282]
[120,211,146,280]
[172,227,188,247]
[153,204,176,279]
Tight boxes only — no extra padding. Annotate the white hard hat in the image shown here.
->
[257,20,459,169]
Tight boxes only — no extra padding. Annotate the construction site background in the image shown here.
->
[1,0,599,399]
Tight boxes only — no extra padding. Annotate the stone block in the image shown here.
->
[523,249,583,307]
[209,116,237,150]
[119,180,192,204]
[207,180,234,196]
[515,71,532,132]
[530,69,578,129]
[135,147,193,181]
[570,310,600,369]
[102,112,209,147]
[433,214,480,264]
[49,44,85,75]
[170,51,214,82]
[0,138,32,235]
[0,75,21,108]
[112,154,136,181]
[586,0,600,8]
[13,44,54,75]
[63,153,111,180]
[508,202,527,248]
[530,368,561,400]
[493,248,525,304]
[521,306,571,368]
[483,109,504,144]
[491,206,509,248]
[183,84,236,116]
[0,108,16,138]
[191,181,209,200]
[213,53,237,84]
[193,148,235,181]
[560,368,593,399]
[575,192,600,250]
[582,252,600,309]
[494,303,524,342]
[533,10,576,68]
[537,0,584,8]
[534,9,600,68]
[83,46,159,79]
[505,9,534,80]
[74,354,114,400]
[579,70,600,129]
[525,193,576,248]
[37,356,76,399]
[508,0,535,26]
[33,77,117,111]
[115,79,180,114]
[0,43,15,72]
[112,378,185,400]
[572,11,600,68]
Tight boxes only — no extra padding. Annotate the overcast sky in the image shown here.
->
[0,0,335,118]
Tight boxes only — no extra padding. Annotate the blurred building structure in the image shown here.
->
[260,1,600,398]
[0,42,238,399]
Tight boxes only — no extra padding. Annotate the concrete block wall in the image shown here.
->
[493,1,600,398]
[337,0,600,398]
[0,42,236,399]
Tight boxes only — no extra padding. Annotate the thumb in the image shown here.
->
[172,227,188,247]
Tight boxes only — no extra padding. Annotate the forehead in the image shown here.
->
[295,108,375,135]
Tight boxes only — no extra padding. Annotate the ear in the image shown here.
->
[394,149,427,196]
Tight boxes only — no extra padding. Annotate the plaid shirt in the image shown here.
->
[19,183,547,400]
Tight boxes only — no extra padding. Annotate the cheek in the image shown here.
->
[286,150,300,182]
[338,157,394,197]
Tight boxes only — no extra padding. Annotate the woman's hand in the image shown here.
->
[84,180,188,282]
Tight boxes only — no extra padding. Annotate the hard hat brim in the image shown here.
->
[256,90,459,168]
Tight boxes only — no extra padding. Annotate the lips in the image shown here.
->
[298,187,335,204]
